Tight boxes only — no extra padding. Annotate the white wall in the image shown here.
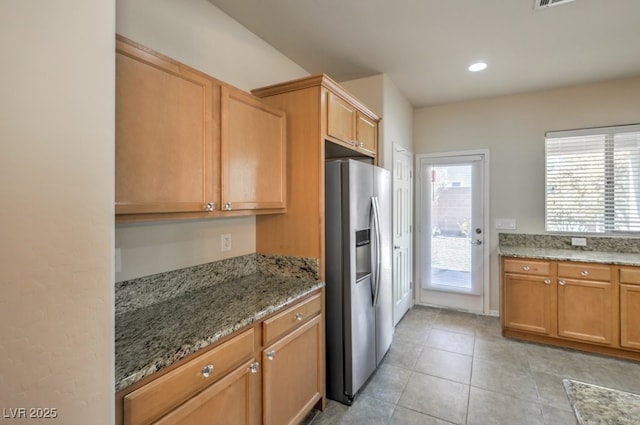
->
[115,0,309,282]
[342,74,414,170]
[414,76,640,311]
[0,1,115,423]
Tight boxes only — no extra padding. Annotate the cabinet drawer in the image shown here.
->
[263,293,322,345]
[620,267,640,285]
[558,262,611,281]
[503,258,550,276]
[124,328,255,425]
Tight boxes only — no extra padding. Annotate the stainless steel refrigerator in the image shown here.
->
[325,159,393,405]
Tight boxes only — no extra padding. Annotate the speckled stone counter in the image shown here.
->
[115,254,323,391]
[498,246,640,266]
[498,233,640,266]
[564,379,640,424]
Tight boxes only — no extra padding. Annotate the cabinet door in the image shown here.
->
[326,91,356,146]
[152,360,260,425]
[620,284,640,350]
[503,274,554,335]
[221,87,286,211]
[355,112,377,155]
[263,315,322,425]
[557,278,613,345]
[115,37,218,215]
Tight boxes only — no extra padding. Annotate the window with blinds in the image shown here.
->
[545,124,640,234]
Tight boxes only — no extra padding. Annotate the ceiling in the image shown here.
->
[207,0,640,107]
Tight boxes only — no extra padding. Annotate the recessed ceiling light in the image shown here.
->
[469,62,488,72]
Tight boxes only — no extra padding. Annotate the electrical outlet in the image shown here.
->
[221,234,232,252]
[571,237,587,247]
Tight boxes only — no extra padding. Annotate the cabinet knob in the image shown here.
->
[205,202,215,211]
[559,280,566,286]
[201,364,214,378]
[544,279,551,285]
[295,312,303,321]
[581,270,589,276]
[224,202,232,211]
[249,362,259,374]
[266,350,276,361]
[522,265,530,271]
[358,141,364,148]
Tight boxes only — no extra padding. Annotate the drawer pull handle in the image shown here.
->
[295,312,303,321]
[559,280,566,286]
[581,270,589,276]
[544,279,551,285]
[522,266,530,271]
[267,350,276,361]
[249,362,259,374]
[201,364,214,378]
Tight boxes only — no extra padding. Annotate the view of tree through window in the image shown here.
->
[545,125,640,233]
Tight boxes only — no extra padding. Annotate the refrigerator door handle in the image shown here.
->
[371,196,382,307]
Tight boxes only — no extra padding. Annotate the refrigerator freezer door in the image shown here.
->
[345,274,376,397]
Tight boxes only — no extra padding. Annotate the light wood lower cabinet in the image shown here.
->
[117,290,324,425]
[557,262,614,345]
[153,359,259,425]
[502,257,640,361]
[620,267,640,350]
[503,273,555,335]
[263,316,322,425]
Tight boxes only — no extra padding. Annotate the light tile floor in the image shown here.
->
[308,306,640,425]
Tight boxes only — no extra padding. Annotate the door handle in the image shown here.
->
[394,245,401,250]
[470,239,483,245]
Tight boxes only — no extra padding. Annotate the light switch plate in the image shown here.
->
[495,218,516,230]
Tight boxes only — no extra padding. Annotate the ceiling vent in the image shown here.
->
[534,0,577,10]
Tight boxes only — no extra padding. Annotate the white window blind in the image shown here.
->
[545,124,640,234]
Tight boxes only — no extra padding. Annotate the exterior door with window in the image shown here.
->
[417,153,487,313]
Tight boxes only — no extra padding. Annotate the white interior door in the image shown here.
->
[417,152,489,314]
[392,145,413,325]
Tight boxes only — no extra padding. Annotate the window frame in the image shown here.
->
[544,123,640,235]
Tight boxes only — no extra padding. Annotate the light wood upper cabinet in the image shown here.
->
[356,112,378,155]
[115,35,286,221]
[326,90,378,158]
[221,87,286,211]
[115,37,218,215]
[251,74,381,280]
[326,91,356,144]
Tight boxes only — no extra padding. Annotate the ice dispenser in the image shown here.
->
[355,228,372,282]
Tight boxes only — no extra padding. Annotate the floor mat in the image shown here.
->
[563,379,640,425]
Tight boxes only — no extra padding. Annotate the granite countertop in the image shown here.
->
[498,245,640,266]
[115,272,323,391]
[563,379,640,424]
